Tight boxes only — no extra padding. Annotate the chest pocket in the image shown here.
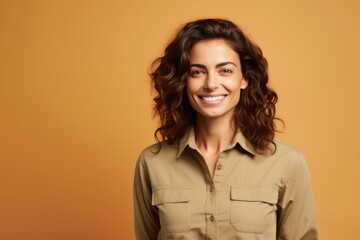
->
[152,187,191,233]
[230,186,278,234]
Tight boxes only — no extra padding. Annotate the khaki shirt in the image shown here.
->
[133,129,318,240]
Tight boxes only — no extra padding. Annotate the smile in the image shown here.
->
[200,95,226,102]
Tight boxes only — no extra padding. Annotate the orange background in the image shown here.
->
[1,0,359,239]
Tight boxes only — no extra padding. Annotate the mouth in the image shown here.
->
[199,95,226,103]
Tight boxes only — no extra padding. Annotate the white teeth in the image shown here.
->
[202,96,225,102]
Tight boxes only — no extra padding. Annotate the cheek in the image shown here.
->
[234,92,241,105]
[229,82,243,104]
[186,79,198,96]
[225,78,242,93]
[185,83,195,104]
[185,82,199,110]
[185,85,192,100]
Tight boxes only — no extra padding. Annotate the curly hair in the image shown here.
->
[150,18,280,154]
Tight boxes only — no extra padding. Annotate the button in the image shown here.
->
[210,215,214,221]
[216,163,222,170]
[209,186,213,192]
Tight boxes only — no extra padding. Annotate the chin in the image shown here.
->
[199,111,225,119]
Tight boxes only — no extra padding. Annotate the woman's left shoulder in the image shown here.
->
[271,140,309,170]
[274,140,303,156]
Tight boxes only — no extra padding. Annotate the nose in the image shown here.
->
[204,72,219,91]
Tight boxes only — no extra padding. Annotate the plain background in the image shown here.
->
[1,0,360,239]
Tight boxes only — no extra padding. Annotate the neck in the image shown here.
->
[194,115,236,154]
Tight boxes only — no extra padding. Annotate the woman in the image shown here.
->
[133,18,318,240]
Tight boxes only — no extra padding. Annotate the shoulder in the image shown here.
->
[137,141,179,165]
[272,141,309,177]
[135,141,186,185]
[274,141,303,159]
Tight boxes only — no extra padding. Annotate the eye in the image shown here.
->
[189,69,205,77]
[220,68,233,75]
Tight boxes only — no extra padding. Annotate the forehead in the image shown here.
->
[189,39,240,64]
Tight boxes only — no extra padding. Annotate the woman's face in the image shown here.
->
[186,39,248,121]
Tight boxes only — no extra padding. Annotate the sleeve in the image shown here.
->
[277,153,319,240]
[133,153,160,240]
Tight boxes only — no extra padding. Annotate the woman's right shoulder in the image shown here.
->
[137,141,179,164]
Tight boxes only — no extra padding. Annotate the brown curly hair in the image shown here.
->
[150,18,280,154]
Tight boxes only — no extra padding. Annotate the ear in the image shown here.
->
[240,78,248,89]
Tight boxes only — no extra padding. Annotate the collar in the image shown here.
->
[176,128,256,158]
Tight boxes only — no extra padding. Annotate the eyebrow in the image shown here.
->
[189,61,237,69]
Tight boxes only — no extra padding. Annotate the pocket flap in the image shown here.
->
[152,187,192,206]
[231,186,278,204]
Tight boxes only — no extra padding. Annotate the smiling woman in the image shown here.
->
[186,39,247,121]
[133,18,318,240]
